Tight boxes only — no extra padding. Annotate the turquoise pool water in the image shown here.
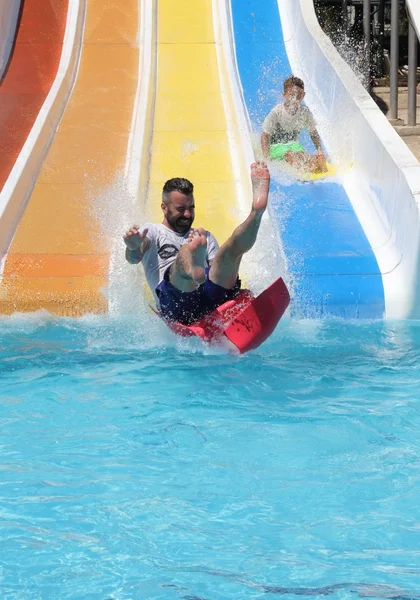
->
[1,314,420,599]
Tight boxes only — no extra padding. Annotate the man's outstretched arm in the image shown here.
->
[123,226,151,264]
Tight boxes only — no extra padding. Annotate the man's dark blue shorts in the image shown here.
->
[156,266,241,325]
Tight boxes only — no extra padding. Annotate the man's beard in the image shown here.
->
[169,216,193,234]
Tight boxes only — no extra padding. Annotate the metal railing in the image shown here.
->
[331,0,419,125]
[407,2,418,125]
[360,0,418,125]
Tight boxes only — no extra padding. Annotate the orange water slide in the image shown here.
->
[0,0,140,315]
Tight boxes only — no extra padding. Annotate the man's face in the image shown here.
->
[162,191,195,234]
[283,85,305,108]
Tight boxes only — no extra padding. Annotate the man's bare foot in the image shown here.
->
[188,228,207,285]
[251,161,270,212]
[171,227,207,288]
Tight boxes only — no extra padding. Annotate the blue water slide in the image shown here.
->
[230,0,385,318]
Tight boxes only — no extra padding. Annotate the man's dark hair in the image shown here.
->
[283,76,305,92]
[162,177,194,203]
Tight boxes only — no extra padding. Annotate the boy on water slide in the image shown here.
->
[261,76,327,174]
[123,162,270,326]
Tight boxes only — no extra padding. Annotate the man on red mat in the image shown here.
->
[123,161,270,325]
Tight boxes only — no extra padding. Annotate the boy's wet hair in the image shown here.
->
[162,177,194,203]
[283,76,305,92]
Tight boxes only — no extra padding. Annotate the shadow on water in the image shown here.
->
[163,572,420,600]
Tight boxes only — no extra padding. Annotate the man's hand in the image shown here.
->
[123,225,148,250]
[123,225,150,264]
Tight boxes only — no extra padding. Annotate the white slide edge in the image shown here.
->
[407,0,420,40]
[124,0,157,199]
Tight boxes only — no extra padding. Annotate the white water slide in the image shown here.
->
[407,0,420,38]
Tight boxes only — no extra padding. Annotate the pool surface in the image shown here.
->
[1,314,420,599]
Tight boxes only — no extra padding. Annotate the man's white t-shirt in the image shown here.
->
[262,103,316,145]
[141,223,219,299]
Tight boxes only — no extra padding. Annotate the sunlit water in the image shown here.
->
[1,314,420,599]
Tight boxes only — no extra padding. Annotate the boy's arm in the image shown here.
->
[261,108,277,158]
[309,129,325,154]
[306,110,324,154]
[261,132,270,158]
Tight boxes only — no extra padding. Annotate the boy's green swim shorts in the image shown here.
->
[269,142,305,161]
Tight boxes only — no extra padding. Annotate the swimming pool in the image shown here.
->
[1,314,420,599]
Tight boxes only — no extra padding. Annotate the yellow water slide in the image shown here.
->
[0,0,140,315]
[146,0,242,243]
[0,0,249,316]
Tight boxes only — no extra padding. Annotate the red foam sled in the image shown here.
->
[163,277,290,354]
